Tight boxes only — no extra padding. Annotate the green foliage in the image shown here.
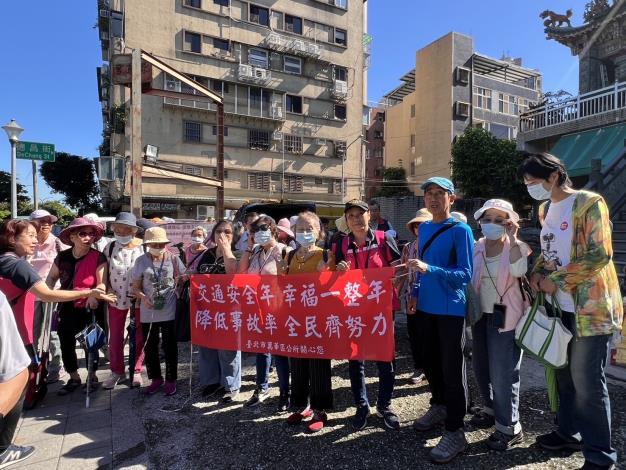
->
[40,152,102,213]
[375,167,412,197]
[451,127,531,214]
[0,170,29,206]
[40,201,75,225]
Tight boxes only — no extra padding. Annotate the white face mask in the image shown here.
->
[254,230,272,246]
[191,236,204,244]
[527,182,552,201]
[295,232,316,247]
[149,247,166,257]
[114,234,133,245]
[481,223,505,241]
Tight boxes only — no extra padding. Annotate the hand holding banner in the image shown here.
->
[190,268,395,361]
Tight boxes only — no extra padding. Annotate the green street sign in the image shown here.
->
[16,141,55,162]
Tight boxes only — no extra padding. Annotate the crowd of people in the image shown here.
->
[0,152,623,469]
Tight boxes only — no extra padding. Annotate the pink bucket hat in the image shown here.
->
[59,217,104,246]
[276,218,294,238]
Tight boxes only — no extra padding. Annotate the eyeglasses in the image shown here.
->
[251,224,270,233]
[77,231,96,238]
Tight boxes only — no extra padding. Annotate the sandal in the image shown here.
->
[58,378,82,396]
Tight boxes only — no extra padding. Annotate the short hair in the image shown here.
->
[209,219,235,246]
[518,152,572,187]
[250,215,278,240]
[191,226,207,236]
[368,200,380,209]
[0,219,35,254]
[244,211,260,224]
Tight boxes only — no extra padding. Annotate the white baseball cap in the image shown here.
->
[474,199,519,223]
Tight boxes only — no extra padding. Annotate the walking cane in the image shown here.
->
[127,297,138,388]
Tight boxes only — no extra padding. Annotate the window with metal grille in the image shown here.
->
[328,179,342,194]
[334,66,348,82]
[212,126,229,136]
[211,168,229,179]
[248,129,270,150]
[184,31,201,53]
[211,79,229,95]
[284,175,303,193]
[183,165,202,176]
[248,172,270,191]
[184,121,202,142]
[248,48,268,68]
[284,135,303,154]
[283,56,302,74]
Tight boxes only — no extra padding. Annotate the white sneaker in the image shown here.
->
[102,372,123,390]
[131,373,143,388]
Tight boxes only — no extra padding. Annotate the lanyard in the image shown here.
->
[151,254,166,284]
[350,239,373,269]
[481,252,512,303]
[252,245,277,273]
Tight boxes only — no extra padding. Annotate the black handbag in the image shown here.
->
[175,278,191,342]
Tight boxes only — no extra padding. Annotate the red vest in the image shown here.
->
[0,277,36,346]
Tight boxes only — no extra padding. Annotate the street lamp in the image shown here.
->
[2,119,24,218]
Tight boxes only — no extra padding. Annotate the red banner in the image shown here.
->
[190,268,395,361]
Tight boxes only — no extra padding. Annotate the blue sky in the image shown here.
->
[0,0,588,203]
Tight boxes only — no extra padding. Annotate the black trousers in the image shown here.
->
[417,311,468,432]
[142,320,178,382]
[290,358,333,411]
[0,390,25,452]
[57,305,102,374]
[406,312,424,371]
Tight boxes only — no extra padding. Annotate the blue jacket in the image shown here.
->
[413,218,474,317]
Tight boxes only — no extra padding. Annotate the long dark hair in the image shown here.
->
[0,219,35,254]
[209,220,236,250]
[518,151,572,187]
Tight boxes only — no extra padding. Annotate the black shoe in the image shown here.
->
[580,462,615,470]
[486,430,524,451]
[376,408,400,430]
[201,383,224,398]
[278,392,290,412]
[536,431,583,451]
[244,389,270,407]
[0,444,35,468]
[469,410,495,428]
[57,378,81,396]
[352,406,370,430]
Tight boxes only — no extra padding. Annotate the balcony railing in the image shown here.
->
[163,97,285,122]
[264,32,322,59]
[520,81,626,132]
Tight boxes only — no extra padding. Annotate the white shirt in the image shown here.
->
[106,240,144,310]
[541,194,576,311]
[0,291,31,382]
[479,251,528,313]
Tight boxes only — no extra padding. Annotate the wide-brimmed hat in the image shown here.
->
[29,209,58,224]
[450,211,468,224]
[344,199,369,213]
[110,212,139,230]
[59,217,104,245]
[143,226,170,244]
[406,208,432,230]
[277,218,294,238]
[474,199,519,223]
[421,177,455,194]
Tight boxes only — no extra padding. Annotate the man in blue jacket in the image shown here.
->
[408,177,473,464]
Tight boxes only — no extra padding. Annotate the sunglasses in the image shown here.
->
[251,224,270,233]
[77,231,96,238]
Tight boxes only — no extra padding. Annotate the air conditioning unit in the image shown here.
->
[307,43,321,57]
[112,37,125,53]
[99,9,109,18]
[316,138,327,145]
[266,33,283,48]
[254,68,270,80]
[272,130,283,140]
[455,101,470,117]
[332,80,348,99]
[238,63,253,78]
[166,79,181,92]
[455,66,470,85]
[291,40,306,52]
[271,106,284,119]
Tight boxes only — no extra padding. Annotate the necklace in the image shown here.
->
[295,248,315,269]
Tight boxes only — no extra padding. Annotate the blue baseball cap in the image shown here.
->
[421,177,455,194]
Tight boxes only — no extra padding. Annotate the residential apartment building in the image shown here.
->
[96,0,368,219]
[382,32,542,194]
[364,107,384,199]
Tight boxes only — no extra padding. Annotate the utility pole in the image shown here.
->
[32,161,38,210]
[216,104,225,220]
[130,48,143,218]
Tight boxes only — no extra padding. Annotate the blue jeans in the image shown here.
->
[198,347,241,392]
[472,315,523,435]
[348,360,395,411]
[555,312,616,466]
[256,353,289,394]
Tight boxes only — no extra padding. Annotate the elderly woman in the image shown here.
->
[469,199,531,451]
[45,217,114,395]
[520,152,623,469]
[399,208,432,385]
[194,220,241,403]
[102,212,145,389]
[185,226,208,271]
[284,211,334,432]
[239,215,291,410]
[0,219,114,361]
[131,227,186,396]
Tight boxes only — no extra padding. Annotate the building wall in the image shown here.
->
[365,108,385,199]
[102,0,365,215]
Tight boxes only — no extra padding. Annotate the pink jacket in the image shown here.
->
[471,238,531,332]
